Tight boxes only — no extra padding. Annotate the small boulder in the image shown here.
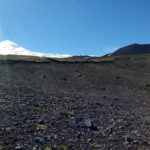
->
[35,137,46,145]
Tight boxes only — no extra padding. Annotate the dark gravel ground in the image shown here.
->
[0,58,150,150]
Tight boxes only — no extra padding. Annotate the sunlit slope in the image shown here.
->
[0,54,150,105]
[0,54,150,149]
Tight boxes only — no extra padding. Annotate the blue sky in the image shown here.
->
[0,0,150,56]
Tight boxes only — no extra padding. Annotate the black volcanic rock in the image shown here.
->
[111,43,150,56]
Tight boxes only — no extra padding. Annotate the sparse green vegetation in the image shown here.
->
[44,147,52,150]
[5,127,12,131]
[0,145,3,150]
[19,104,27,107]
[91,144,102,148]
[26,93,35,97]
[51,96,60,100]
[124,134,135,142]
[97,126,107,133]
[58,109,74,115]
[35,107,47,112]
[58,145,67,150]
[0,99,12,103]
[0,105,13,109]
[1,53,150,64]
[4,86,19,91]
[37,124,48,130]
[0,54,51,62]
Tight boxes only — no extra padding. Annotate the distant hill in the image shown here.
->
[102,53,112,57]
[111,43,150,56]
[67,55,98,59]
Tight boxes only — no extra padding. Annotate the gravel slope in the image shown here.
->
[0,56,150,150]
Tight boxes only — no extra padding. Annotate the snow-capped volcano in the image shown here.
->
[0,40,71,58]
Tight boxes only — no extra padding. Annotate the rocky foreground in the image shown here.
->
[0,56,150,150]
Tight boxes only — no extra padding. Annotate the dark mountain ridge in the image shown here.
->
[68,55,98,59]
[111,43,150,56]
[69,43,150,59]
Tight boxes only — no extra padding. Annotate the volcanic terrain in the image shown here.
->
[0,54,150,150]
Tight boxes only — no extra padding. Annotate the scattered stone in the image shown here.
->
[63,78,67,81]
[42,75,46,79]
[142,140,150,146]
[84,119,97,131]
[38,120,45,125]
[0,60,150,150]
[124,134,134,144]
[15,145,23,150]
[32,145,39,150]
[84,119,92,127]
[114,97,119,101]
[78,74,82,77]
[116,76,120,79]
[101,88,106,91]
[35,137,46,145]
